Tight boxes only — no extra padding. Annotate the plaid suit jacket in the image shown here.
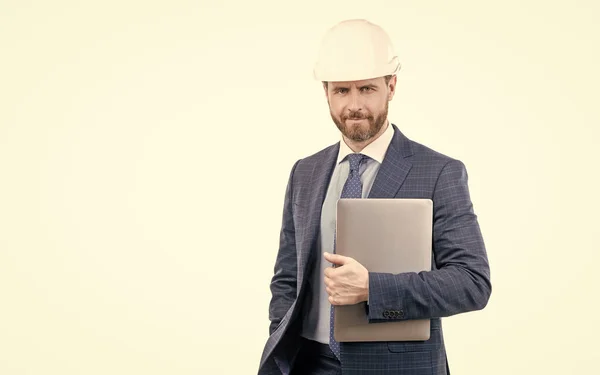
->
[258,124,491,374]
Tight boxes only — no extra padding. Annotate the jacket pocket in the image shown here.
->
[387,328,442,353]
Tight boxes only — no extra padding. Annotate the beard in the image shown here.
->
[330,101,388,142]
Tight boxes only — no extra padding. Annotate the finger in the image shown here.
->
[324,275,332,287]
[324,267,334,278]
[329,295,344,306]
[324,252,351,266]
[326,286,333,296]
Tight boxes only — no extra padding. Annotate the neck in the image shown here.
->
[343,120,389,153]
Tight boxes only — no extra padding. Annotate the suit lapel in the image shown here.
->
[298,143,339,277]
[367,124,414,199]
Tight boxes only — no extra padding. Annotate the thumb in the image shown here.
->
[324,252,350,266]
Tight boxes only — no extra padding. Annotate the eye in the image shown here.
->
[361,87,373,92]
[336,88,348,94]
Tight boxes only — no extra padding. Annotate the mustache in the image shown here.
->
[343,112,370,120]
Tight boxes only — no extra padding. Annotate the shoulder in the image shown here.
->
[409,137,455,163]
[405,140,473,206]
[398,135,472,195]
[290,141,339,174]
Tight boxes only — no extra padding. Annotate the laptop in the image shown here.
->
[333,198,433,342]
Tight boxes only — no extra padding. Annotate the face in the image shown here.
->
[324,76,395,143]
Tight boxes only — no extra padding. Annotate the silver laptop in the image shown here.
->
[333,198,433,342]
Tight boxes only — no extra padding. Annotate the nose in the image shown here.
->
[347,90,363,113]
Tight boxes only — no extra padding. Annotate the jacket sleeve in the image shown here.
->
[367,159,492,322]
[268,159,301,335]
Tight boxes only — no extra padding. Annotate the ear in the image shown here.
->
[323,82,329,97]
[388,75,397,101]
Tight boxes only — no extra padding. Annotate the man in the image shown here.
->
[258,19,491,375]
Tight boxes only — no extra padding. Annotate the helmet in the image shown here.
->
[313,19,401,82]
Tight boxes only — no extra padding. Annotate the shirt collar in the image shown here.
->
[337,119,394,164]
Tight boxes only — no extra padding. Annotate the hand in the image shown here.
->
[323,252,369,305]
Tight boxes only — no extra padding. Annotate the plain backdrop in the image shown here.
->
[1,1,598,374]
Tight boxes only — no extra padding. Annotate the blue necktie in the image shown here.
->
[330,153,367,359]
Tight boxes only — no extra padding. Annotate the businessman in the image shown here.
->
[258,19,491,374]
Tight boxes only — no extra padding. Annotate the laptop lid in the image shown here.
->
[334,198,433,342]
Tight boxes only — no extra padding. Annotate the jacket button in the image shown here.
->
[383,311,390,318]
[398,310,405,318]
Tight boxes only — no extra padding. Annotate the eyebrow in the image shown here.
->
[333,83,379,89]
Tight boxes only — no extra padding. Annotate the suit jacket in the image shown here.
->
[258,124,492,375]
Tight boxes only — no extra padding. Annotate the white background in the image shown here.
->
[1,1,599,373]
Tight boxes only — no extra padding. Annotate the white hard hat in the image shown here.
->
[313,19,401,82]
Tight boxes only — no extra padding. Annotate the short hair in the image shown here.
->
[323,74,393,89]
